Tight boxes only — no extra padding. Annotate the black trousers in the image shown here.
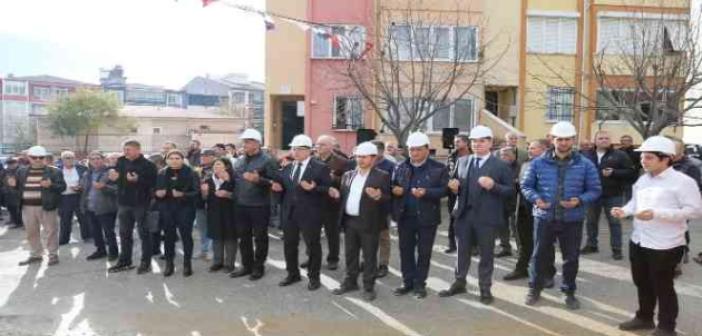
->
[8,204,22,227]
[87,211,118,256]
[343,216,379,290]
[514,202,533,273]
[447,195,457,249]
[284,209,322,280]
[117,205,152,265]
[398,216,437,289]
[59,194,90,244]
[163,203,196,260]
[630,241,684,332]
[236,205,270,272]
[320,205,340,264]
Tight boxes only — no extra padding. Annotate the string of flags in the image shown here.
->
[200,0,374,59]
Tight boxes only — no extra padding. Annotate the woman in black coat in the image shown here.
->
[202,158,237,273]
[155,150,200,277]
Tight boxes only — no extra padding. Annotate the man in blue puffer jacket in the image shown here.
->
[521,121,601,310]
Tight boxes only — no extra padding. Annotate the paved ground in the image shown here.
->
[0,212,701,336]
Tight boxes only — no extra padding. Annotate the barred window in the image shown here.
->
[546,87,574,121]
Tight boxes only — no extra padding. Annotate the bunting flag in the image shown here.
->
[202,0,216,7]
[263,14,275,31]
[360,42,374,59]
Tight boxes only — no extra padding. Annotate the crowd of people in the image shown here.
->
[1,122,701,336]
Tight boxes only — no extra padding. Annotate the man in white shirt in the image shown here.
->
[58,151,89,245]
[329,142,390,301]
[612,136,702,336]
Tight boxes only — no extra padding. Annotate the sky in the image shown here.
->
[0,0,265,89]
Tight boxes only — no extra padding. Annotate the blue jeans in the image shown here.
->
[584,195,623,252]
[195,208,211,254]
[529,218,583,293]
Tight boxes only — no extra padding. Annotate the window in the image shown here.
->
[595,89,672,121]
[3,80,27,96]
[166,93,183,106]
[126,89,165,104]
[312,25,366,59]
[428,99,474,132]
[389,25,479,62]
[598,16,686,54]
[333,96,363,130]
[52,88,69,98]
[230,91,248,105]
[152,127,162,134]
[528,16,577,54]
[546,87,575,121]
[33,87,51,100]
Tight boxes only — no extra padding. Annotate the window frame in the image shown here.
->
[390,24,480,63]
[545,87,575,122]
[311,24,367,60]
[3,80,28,96]
[527,15,578,55]
[426,98,476,133]
[332,95,364,130]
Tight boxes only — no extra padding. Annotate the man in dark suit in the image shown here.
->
[391,132,449,299]
[439,125,514,304]
[330,142,390,301]
[272,134,332,291]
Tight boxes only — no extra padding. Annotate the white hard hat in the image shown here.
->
[550,121,577,138]
[239,128,262,143]
[27,146,48,157]
[354,142,378,156]
[406,132,430,148]
[289,134,313,148]
[469,125,493,139]
[636,136,676,156]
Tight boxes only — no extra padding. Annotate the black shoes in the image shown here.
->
[230,268,252,278]
[108,262,134,273]
[479,289,494,305]
[183,260,193,277]
[613,250,623,260]
[393,285,414,296]
[525,289,541,306]
[413,287,427,299]
[375,265,388,278]
[164,260,175,277]
[565,293,580,310]
[209,264,224,272]
[444,247,457,254]
[137,261,151,275]
[86,251,107,260]
[279,274,302,286]
[651,328,677,336]
[618,317,655,331]
[503,270,529,281]
[18,256,42,266]
[543,278,555,289]
[438,281,467,297]
[249,269,264,281]
[327,261,339,271]
[495,249,513,258]
[308,279,321,291]
[332,283,360,295]
[581,246,599,254]
[300,260,309,269]
[362,289,377,301]
[48,256,59,266]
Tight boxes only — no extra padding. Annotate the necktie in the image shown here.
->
[473,157,482,171]
[292,163,302,183]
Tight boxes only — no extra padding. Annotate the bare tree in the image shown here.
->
[529,7,702,139]
[331,0,507,144]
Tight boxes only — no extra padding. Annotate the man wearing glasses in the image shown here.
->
[9,146,66,266]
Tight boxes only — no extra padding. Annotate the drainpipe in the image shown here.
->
[579,0,591,142]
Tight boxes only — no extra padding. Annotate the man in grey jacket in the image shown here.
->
[82,151,119,261]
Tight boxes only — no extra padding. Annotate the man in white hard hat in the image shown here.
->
[390,132,449,299]
[521,121,601,310]
[612,136,702,336]
[329,142,391,301]
[271,134,332,291]
[439,125,514,304]
[230,128,279,280]
[9,146,67,266]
